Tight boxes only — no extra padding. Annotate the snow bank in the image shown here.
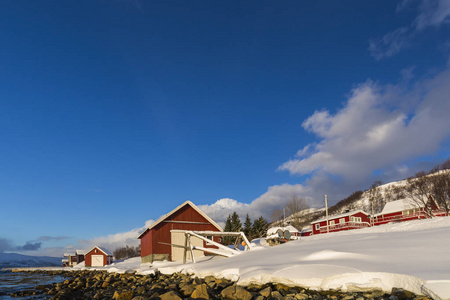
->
[79,217,450,300]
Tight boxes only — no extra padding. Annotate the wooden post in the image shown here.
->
[325,194,329,233]
[183,232,188,264]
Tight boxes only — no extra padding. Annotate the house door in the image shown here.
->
[170,231,204,262]
[91,255,104,267]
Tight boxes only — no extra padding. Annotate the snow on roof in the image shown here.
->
[63,253,75,257]
[76,250,86,255]
[312,210,368,224]
[137,200,223,239]
[86,246,113,256]
[377,199,422,215]
[267,225,300,236]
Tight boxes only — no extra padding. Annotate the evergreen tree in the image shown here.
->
[252,216,269,238]
[230,212,242,232]
[224,214,233,245]
[243,214,253,241]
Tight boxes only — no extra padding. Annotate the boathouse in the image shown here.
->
[137,201,223,263]
[84,246,113,267]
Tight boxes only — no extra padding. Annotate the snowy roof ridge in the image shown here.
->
[137,200,223,239]
[86,246,113,256]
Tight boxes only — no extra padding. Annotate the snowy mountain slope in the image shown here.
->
[0,252,62,268]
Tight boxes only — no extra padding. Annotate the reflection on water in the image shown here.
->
[0,270,64,299]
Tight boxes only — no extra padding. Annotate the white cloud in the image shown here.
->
[370,0,450,59]
[77,219,155,252]
[278,66,450,203]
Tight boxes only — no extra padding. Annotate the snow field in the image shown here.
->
[85,217,450,300]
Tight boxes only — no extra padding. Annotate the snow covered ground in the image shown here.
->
[82,217,450,299]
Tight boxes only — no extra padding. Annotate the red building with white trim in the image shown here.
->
[374,196,446,226]
[137,201,223,263]
[84,246,113,267]
[311,210,371,235]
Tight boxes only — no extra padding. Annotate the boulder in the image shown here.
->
[221,285,252,300]
[191,283,210,299]
[159,290,182,300]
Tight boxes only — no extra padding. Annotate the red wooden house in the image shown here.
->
[311,210,371,235]
[84,246,113,267]
[137,201,223,263]
[374,196,446,226]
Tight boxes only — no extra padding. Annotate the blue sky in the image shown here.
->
[1,0,449,256]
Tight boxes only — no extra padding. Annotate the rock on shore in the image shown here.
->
[9,270,433,300]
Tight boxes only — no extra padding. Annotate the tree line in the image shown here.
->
[223,212,269,245]
[113,245,140,260]
[270,196,309,231]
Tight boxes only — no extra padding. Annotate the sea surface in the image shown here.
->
[0,270,64,299]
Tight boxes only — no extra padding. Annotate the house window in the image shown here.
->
[206,236,212,240]
[329,220,335,225]
[350,216,361,222]
[339,218,345,223]
[315,224,319,230]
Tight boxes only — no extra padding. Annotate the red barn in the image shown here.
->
[311,210,371,235]
[137,201,223,263]
[374,196,446,226]
[84,246,113,267]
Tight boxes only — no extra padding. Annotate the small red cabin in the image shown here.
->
[311,210,371,235]
[137,201,223,263]
[84,246,113,267]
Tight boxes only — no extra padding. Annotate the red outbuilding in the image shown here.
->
[311,210,371,235]
[374,196,446,226]
[84,246,113,267]
[137,201,223,263]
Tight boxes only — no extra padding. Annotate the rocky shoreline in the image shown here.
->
[7,270,433,300]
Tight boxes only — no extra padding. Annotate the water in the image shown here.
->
[0,270,65,299]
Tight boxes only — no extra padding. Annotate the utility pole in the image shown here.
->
[283,208,286,226]
[371,199,374,226]
[325,194,329,233]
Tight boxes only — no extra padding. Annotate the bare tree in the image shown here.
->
[284,196,309,230]
[405,172,435,218]
[368,181,383,225]
[431,172,450,215]
[270,208,284,224]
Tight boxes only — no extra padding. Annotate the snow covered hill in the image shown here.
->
[0,252,62,269]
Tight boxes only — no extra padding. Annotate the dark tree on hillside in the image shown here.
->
[252,216,268,238]
[224,214,233,245]
[230,212,242,232]
[243,214,253,241]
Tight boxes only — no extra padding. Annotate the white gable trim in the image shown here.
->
[86,246,112,256]
[137,201,223,239]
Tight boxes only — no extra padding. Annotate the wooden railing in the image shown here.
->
[374,209,447,225]
[317,221,371,234]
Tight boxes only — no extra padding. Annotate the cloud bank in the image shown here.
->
[202,64,450,226]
